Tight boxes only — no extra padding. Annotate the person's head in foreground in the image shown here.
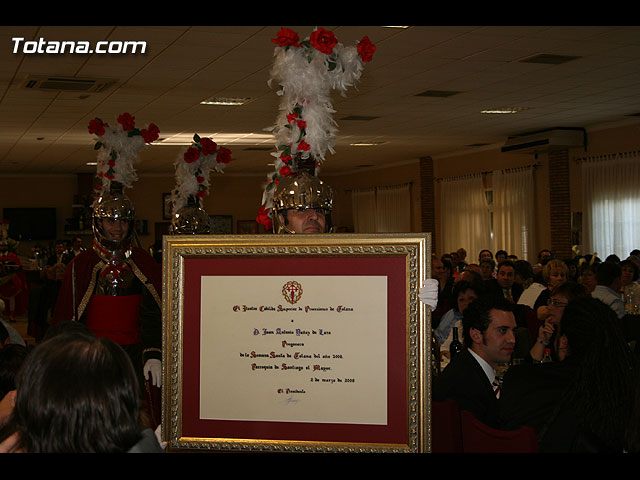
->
[0,334,142,453]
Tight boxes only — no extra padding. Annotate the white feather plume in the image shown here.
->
[259,27,371,215]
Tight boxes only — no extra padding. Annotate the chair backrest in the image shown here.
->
[431,398,463,453]
[461,410,538,453]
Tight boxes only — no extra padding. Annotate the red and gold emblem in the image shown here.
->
[282,280,303,304]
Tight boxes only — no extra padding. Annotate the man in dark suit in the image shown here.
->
[486,260,523,304]
[46,241,67,267]
[433,296,517,428]
[62,236,85,264]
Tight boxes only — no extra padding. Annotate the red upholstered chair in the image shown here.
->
[431,398,463,453]
[461,410,538,453]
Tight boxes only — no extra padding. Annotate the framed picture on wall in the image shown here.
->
[161,233,432,453]
[237,220,259,234]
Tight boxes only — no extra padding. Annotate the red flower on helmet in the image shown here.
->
[280,153,292,164]
[141,123,160,143]
[117,112,136,131]
[216,146,232,164]
[357,36,376,63]
[200,137,218,156]
[309,28,338,55]
[88,118,106,136]
[184,147,200,163]
[271,27,300,47]
[279,165,293,177]
[297,140,311,151]
[256,206,273,231]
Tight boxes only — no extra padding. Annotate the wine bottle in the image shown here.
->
[450,327,462,359]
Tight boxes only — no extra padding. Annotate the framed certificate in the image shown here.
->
[162,233,432,452]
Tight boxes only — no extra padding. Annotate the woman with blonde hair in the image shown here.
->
[534,259,569,320]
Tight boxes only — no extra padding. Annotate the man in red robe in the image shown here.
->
[52,183,162,427]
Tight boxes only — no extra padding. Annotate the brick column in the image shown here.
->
[548,149,572,259]
[419,156,436,253]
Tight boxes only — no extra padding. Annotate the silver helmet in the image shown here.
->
[170,195,212,234]
[272,156,333,234]
[92,181,135,255]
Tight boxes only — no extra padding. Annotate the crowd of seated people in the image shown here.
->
[432,247,640,453]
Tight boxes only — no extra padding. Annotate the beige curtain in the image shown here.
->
[492,167,535,263]
[582,153,640,259]
[352,187,377,233]
[376,183,411,232]
[439,174,491,257]
[351,183,411,233]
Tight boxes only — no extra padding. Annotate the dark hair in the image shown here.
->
[479,257,495,270]
[479,249,493,259]
[496,249,508,258]
[514,260,534,281]
[621,259,640,282]
[538,249,553,260]
[461,296,514,347]
[595,261,622,286]
[605,254,621,264]
[0,344,29,398]
[451,280,480,313]
[440,258,453,278]
[0,335,142,452]
[42,320,95,342]
[549,281,588,301]
[458,268,484,286]
[556,297,636,451]
[497,259,516,273]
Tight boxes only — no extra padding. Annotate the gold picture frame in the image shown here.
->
[162,233,432,452]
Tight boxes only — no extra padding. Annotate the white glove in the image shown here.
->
[154,425,167,450]
[419,278,439,310]
[144,359,162,387]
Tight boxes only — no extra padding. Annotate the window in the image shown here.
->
[582,153,640,259]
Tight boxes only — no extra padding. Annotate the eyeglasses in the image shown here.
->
[547,298,568,308]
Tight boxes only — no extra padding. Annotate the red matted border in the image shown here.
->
[180,254,408,447]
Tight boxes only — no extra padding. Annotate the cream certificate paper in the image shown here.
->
[199,275,388,425]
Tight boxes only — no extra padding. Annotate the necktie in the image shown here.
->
[504,288,514,303]
[492,378,501,398]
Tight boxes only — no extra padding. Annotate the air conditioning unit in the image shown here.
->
[21,75,117,93]
[501,127,586,155]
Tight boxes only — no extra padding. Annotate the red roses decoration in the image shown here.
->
[88,118,106,136]
[256,206,273,231]
[178,134,233,201]
[309,28,338,55]
[182,134,232,166]
[88,112,160,144]
[357,36,376,63]
[184,146,200,164]
[87,113,160,200]
[271,27,300,47]
[117,112,136,131]
[141,123,160,143]
[271,27,376,63]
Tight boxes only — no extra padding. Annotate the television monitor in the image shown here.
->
[2,207,57,241]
